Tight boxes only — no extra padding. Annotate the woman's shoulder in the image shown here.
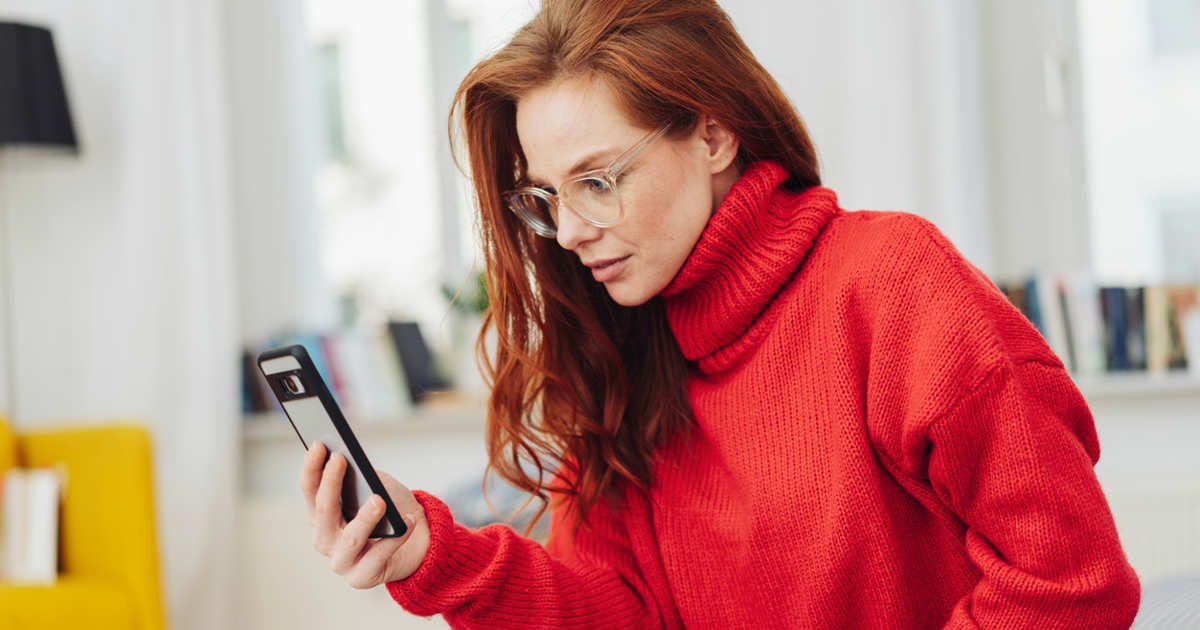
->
[819,208,953,263]
[815,208,993,300]
[806,209,985,303]
[805,207,1060,369]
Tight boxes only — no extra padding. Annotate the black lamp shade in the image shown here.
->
[0,21,78,148]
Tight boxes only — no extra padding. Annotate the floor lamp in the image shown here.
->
[0,22,80,424]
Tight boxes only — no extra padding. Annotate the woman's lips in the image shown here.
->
[590,255,631,283]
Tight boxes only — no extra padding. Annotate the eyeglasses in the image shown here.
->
[505,121,674,238]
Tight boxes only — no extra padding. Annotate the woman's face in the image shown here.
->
[515,75,740,307]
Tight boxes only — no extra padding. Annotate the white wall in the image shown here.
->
[981,0,1093,281]
[225,0,334,346]
[725,0,1102,282]
[0,2,242,629]
[728,0,1198,286]
[1091,389,1200,584]
[723,0,997,274]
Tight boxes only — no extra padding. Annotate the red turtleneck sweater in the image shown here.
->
[386,161,1140,628]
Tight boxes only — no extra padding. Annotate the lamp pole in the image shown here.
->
[0,148,16,422]
[0,21,80,424]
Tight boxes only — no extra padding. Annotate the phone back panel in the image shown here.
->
[259,352,397,537]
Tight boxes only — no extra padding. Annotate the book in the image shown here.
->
[996,275,1198,377]
[1168,285,1199,372]
[1144,286,1172,373]
[240,350,254,413]
[319,333,350,408]
[1001,283,1028,316]
[369,324,416,416]
[1099,287,1129,371]
[1056,278,1077,373]
[241,348,271,413]
[266,332,340,407]
[1025,272,1073,370]
[993,282,1032,316]
[1183,309,1200,377]
[387,321,451,404]
[1,467,64,584]
[1062,272,1107,377]
[1123,287,1147,371]
[325,324,413,422]
[1023,276,1045,334]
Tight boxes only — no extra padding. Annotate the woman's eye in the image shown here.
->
[584,178,612,194]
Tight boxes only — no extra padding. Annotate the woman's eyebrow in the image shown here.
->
[526,146,620,185]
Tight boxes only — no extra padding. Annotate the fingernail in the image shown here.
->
[372,495,384,510]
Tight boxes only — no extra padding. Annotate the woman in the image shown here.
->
[300,1,1141,627]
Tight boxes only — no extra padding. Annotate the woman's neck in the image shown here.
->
[709,162,743,213]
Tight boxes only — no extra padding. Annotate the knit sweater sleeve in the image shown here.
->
[384,487,671,629]
[922,359,1141,629]
[861,214,1139,627]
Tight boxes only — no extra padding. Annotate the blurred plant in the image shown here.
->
[442,269,489,315]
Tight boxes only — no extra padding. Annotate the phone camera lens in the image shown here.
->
[282,374,305,395]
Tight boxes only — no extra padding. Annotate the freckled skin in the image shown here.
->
[515,76,742,306]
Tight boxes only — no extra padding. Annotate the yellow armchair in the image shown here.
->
[0,415,165,630]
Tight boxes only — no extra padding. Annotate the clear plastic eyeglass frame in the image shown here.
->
[505,121,675,238]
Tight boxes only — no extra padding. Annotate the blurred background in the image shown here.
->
[0,0,1197,628]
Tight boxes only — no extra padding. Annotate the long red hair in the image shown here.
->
[452,0,821,533]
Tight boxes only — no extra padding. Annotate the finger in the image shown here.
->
[342,536,403,590]
[300,441,327,518]
[314,451,348,547]
[342,513,418,590]
[373,469,419,513]
[330,494,387,574]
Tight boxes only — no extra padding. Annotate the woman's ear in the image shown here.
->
[697,114,739,175]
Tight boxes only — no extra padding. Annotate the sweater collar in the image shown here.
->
[659,160,841,374]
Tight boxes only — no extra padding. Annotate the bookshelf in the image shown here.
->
[241,391,489,446]
[239,370,1200,447]
[994,275,1199,394]
[241,410,484,443]
[240,391,489,498]
[1073,371,1200,402]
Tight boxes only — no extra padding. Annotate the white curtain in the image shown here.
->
[724,0,996,274]
[0,0,239,628]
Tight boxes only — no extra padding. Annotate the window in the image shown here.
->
[1078,0,1200,284]
[304,0,536,353]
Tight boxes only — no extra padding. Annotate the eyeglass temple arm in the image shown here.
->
[607,122,674,175]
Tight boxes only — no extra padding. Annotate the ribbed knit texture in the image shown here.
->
[387,160,1141,629]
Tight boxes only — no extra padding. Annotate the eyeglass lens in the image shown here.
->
[512,175,620,236]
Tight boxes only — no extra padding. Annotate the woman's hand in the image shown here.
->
[299,441,432,588]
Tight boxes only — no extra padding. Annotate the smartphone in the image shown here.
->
[257,344,407,538]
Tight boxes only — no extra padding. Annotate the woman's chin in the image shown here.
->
[602,274,668,307]
[603,279,652,307]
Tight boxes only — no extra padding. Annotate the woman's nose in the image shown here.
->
[554,203,603,251]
